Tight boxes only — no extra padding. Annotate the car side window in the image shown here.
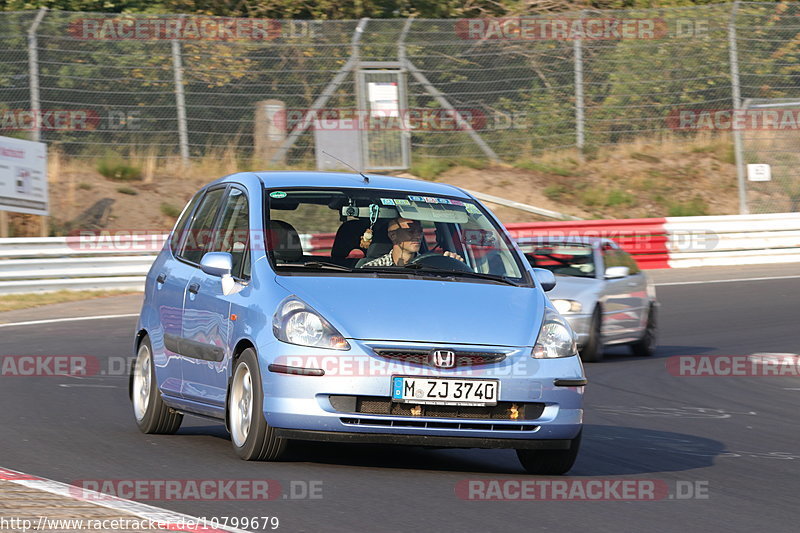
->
[621,251,641,274]
[602,247,626,274]
[179,188,225,264]
[211,187,250,279]
[169,192,203,255]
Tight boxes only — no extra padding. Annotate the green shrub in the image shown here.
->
[77,182,92,190]
[606,189,635,207]
[160,203,181,218]
[668,196,709,217]
[514,160,575,177]
[409,159,453,180]
[581,187,605,207]
[117,187,138,195]
[97,159,142,181]
[544,184,568,201]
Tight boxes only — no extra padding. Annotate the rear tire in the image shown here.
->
[131,336,183,434]
[229,348,288,461]
[630,304,657,357]
[579,308,603,363]
[517,431,582,475]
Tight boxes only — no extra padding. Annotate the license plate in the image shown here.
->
[391,376,499,406]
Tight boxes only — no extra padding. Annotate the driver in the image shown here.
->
[360,216,463,267]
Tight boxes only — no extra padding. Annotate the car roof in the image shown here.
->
[516,235,620,248]
[212,171,472,199]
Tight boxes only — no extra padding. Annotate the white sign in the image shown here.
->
[367,82,400,118]
[0,136,48,215]
[747,163,771,182]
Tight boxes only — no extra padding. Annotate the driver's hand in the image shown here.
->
[443,251,464,262]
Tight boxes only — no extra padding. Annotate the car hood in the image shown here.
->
[275,275,544,346]
[546,275,603,302]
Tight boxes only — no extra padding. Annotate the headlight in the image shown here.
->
[272,297,350,350]
[552,299,582,314]
[532,307,578,359]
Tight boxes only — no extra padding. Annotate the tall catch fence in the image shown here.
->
[2,2,800,213]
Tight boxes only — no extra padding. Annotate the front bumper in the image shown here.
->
[260,340,584,446]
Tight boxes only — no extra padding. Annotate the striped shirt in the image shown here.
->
[360,252,396,268]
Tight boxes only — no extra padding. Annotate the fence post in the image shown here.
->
[574,12,585,159]
[27,7,47,144]
[728,1,747,214]
[171,36,190,165]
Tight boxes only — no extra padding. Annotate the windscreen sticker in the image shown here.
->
[269,191,287,199]
[394,199,411,205]
[465,204,481,213]
[408,195,424,202]
[450,200,465,206]
[380,198,396,205]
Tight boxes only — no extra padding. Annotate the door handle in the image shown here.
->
[156,273,166,284]
[188,282,200,294]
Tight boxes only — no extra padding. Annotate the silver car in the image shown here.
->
[517,237,658,362]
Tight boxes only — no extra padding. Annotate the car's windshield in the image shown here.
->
[521,242,596,279]
[264,188,528,285]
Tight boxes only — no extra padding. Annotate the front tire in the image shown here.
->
[516,431,582,475]
[131,336,183,434]
[229,348,287,461]
[579,308,603,363]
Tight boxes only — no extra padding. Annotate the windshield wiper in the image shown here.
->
[400,263,520,286]
[277,261,355,272]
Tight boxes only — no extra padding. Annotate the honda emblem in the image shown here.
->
[430,349,456,368]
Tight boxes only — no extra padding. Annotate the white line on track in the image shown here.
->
[0,466,251,533]
[656,275,800,286]
[0,313,138,328]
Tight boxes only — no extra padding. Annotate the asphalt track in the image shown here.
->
[1,267,798,533]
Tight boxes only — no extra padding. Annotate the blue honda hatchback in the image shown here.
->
[130,171,586,474]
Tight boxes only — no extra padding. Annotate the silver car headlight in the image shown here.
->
[532,307,578,359]
[272,297,350,350]
[552,299,582,314]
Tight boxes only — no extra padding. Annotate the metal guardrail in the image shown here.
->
[1,213,799,294]
[0,235,165,294]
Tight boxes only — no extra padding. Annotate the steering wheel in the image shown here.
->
[409,252,473,272]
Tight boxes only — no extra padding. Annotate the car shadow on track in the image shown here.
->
[171,423,724,476]
[572,424,725,476]
[596,344,717,363]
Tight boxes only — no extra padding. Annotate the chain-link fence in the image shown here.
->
[3,3,800,213]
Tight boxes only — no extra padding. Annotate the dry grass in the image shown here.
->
[0,290,137,313]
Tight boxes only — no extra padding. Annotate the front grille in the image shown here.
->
[329,395,545,420]
[371,348,507,368]
[340,417,538,432]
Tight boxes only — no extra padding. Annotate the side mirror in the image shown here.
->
[200,252,233,278]
[533,267,557,292]
[604,266,630,279]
